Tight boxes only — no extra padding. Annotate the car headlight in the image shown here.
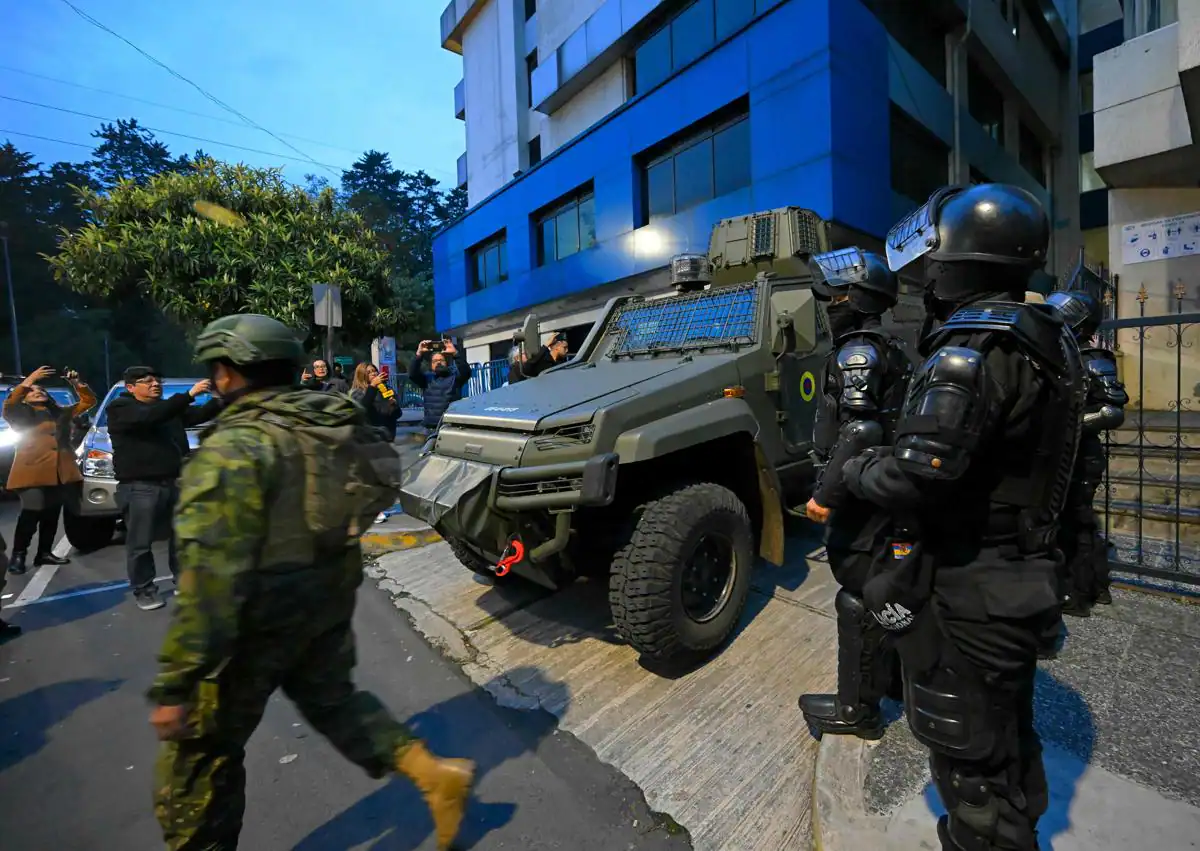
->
[0,429,21,448]
[83,449,115,479]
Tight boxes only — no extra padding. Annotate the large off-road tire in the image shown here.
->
[63,512,117,553]
[609,483,754,661]
[445,535,506,583]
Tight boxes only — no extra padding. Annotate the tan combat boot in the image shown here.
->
[395,740,475,850]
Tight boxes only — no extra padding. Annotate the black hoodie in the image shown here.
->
[105,392,223,482]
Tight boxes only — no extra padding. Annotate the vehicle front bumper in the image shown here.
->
[399,452,618,519]
[397,451,618,562]
[72,476,120,517]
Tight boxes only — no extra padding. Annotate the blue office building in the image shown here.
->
[435,0,1081,365]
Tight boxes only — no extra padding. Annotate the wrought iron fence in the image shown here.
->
[1094,283,1200,589]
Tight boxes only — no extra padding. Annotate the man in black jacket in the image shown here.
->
[106,367,221,611]
[301,359,349,394]
[408,338,472,435]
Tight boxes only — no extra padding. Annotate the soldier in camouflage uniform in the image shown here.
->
[148,313,474,851]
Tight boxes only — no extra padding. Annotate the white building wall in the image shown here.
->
[463,0,525,205]
[1106,188,1200,410]
[537,0,607,60]
[539,59,629,154]
[1094,24,1191,173]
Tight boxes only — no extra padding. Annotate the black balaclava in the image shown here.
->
[825,301,859,339]
[924,260,1028,321]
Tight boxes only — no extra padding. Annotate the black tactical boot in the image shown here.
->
[799,693,884,739]
[0,619,21,642]
[1061,594,1091,618]
[800,590,888,740]
[1094,587,1112,605]
[8,551,27,575]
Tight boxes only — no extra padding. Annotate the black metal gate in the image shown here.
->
[1095,283,1200,589]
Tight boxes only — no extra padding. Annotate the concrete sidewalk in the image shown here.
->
[813,587,1200,850]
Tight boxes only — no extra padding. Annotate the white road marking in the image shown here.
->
[2,575,171,610]
[52,535,74,559]
[12,564,60,606]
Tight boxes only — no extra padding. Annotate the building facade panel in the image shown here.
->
[439,0,1081,340]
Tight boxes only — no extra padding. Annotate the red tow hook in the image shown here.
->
[495,539,525,577]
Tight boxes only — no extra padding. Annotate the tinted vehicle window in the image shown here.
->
[0,387,78,411]
[97,384,212,427]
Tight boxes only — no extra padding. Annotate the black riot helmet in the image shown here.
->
[886,183,1049,312]
[1046,290,1103,341]
[808,247,899,316]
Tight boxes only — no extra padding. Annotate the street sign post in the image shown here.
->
[312,284,342,365]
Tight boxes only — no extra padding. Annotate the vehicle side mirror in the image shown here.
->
[514,313,540,356]
[770,288,820,356]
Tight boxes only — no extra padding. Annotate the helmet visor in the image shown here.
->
[886,187,959,272]
[809,247,867,300]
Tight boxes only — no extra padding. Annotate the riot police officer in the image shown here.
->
[798,248,913,739]
[1047,289,1128,615]
[843,183,1084,851]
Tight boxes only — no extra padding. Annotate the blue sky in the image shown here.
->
[0,0,464,188]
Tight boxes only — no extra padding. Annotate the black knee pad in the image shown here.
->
[904,666,996,761]
[835,589,868,625]
[932,759,1039,851]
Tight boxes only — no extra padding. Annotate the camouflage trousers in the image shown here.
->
[154,618,415,851]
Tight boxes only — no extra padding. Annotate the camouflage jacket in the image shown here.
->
[148,387,373,706]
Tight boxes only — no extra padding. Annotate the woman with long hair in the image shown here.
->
[349,362,400,525]
[350,362,400,437]
[3,366,97,574]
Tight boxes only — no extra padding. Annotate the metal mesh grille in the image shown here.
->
[606,284,761,357]
[791,209,823,256]
[751,215,775,258]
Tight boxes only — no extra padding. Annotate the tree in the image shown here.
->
[47,157,396,345]
[88,119,183,189]
[338,152,466,341]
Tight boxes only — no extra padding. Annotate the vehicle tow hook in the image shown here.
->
[495,539,525,577]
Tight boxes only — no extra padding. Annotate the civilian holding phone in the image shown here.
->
[407,338,471,436]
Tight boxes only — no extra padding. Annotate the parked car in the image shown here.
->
[63,379,213,551]
[0,376,92,488]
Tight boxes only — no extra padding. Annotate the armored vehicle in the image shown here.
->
[399,208,835,663]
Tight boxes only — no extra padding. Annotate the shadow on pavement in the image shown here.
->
[292,666,568,851]
[0,677,124,772]
[6,580,129,632]
[921,670,1096,851]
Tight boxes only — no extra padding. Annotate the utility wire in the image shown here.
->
[0,63,364,156]
[0,95,344,169]
[57,0,336,177]
[0,62,459,182]
[0,128,93,150]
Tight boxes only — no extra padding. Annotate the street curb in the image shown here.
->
[811,733,890,851]
[360,527,442,554]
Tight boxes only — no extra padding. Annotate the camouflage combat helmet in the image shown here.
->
[193,313,305,366]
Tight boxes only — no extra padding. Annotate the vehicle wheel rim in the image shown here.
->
[681,532,736,623]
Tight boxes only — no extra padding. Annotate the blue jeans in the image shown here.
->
[116,480,179,591]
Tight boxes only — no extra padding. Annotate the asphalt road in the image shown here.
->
[0,499,691,851]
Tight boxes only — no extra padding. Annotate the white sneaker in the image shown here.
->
[375,512,387,524]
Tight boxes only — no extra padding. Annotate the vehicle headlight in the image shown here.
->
[83,449,115,478]
[0,429,21,448]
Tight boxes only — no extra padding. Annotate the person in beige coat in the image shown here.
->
[3,366,96,574]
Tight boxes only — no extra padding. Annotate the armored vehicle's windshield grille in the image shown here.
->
[606,283,760,357]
